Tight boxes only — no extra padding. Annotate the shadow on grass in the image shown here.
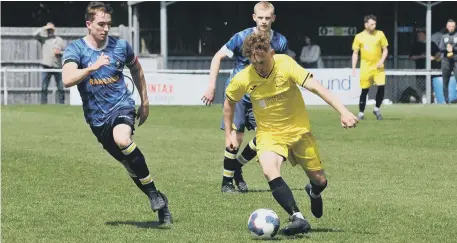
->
[105,220,172,230]
[311,227,378,235]
[382,117,402,121]
[310,227,345,233]
[245,188,303,193]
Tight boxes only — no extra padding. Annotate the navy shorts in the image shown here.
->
[220,99,256,133]
[90,108,136,162]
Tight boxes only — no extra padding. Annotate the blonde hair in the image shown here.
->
[254,1,275,15]
[242,32,271,59]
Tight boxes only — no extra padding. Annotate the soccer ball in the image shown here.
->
[247,208,280,239]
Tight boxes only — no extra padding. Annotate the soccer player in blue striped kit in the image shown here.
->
[202,1,288,193]
[62,2,172,225]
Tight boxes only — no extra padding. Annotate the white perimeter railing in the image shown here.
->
[0,67,443,105]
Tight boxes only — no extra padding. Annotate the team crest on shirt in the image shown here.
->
[115,59,123,71]
[444,37,449,43]
[275,76,287,88]
[454,37,457,44]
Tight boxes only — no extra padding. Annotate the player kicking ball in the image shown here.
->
[61,2,172,225]
[224,32,358,235]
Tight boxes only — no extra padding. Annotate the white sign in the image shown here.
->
[319,26,357,36]
[70,72,209,106]
[299,69,361,105]
[70,69,362,106]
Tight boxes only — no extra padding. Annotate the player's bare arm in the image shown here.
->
[128,60,149,126]
[351,50,359,76]
[202,49,228,106]
[377,46,388,68]
[223,99,239,150]
[303,78,358,128]
[62,52,109,88]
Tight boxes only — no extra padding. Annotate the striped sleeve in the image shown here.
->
[125,40,137,67]
[288,56,313,87]
[62,41,81,66]
[277,35,288,54]
[222,33,242,58]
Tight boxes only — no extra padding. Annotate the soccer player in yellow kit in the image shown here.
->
[224,32,358,236]
[352,15,388,120]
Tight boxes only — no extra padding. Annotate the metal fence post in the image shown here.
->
[2,68,7,105]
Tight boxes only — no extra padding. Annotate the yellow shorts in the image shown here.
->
[256,132,323,171]
[360,68,386,89]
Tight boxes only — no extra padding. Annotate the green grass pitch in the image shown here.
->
[2,104,457,242]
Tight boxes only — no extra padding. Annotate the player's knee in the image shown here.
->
[307,170,327,185]
[313,176,327,186]
[114,136,132,149]
[113,124,133,148]
[262,166,279,181]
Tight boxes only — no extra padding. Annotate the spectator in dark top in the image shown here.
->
[438,19,457,103]
[409,30,441,70]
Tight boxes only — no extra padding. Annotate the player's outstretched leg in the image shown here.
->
[304,170,327,219]
[234,137,257,192]
[373,85,385,120]
[259,151,311,236]
[358,88,369,120]
[113,124,172,224]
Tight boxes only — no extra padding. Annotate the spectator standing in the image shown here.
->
[33,22,66,104]
[438,19,457,103]
[299,36,321,68]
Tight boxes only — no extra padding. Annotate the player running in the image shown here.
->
[352,14,389,120]
[61,1,172,225]
[224,32,358,235]
[201,1,288,193]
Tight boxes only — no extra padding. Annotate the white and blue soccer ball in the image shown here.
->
[247,208,280,239]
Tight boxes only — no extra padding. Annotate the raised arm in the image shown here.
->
[33,27,45,43]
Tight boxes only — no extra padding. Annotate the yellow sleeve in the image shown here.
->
[288,58,313,88]
[380,31,389,47]
[352,35,361,51]
[225,74,247,103]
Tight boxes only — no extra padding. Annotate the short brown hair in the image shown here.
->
[364,14,377,23]
[242,32,271,59]
[85,2,113,22]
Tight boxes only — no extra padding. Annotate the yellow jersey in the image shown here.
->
[225,54,313,142]
[352,30,388,68]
